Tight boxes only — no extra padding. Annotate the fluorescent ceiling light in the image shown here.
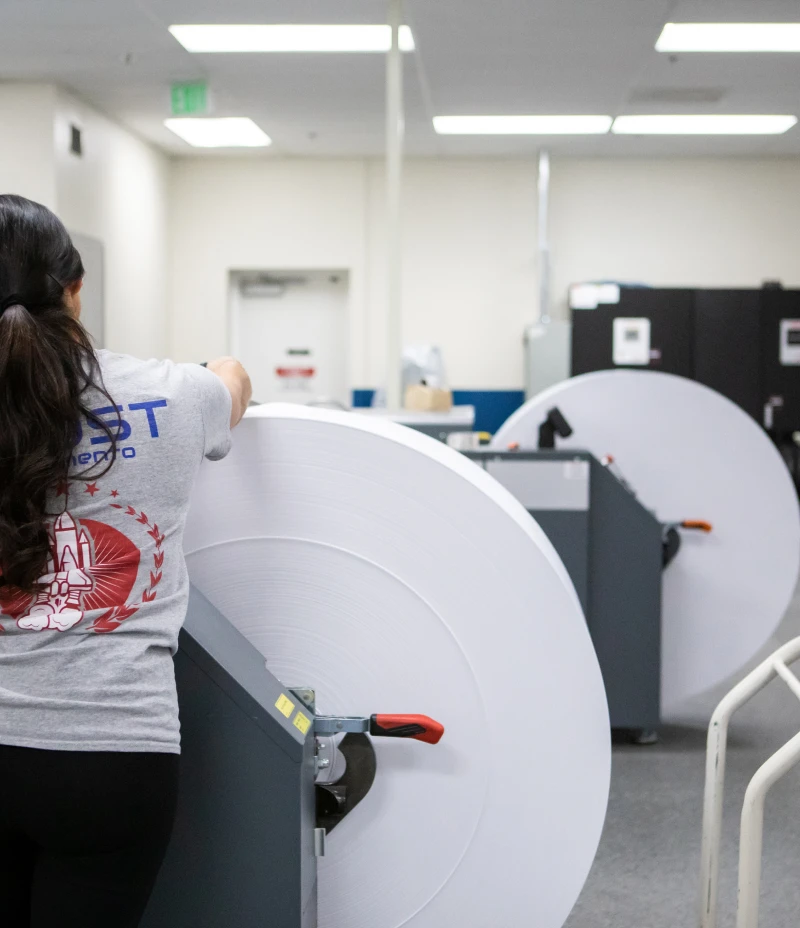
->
[164,117,272,148]
[657,23,800,53]
[169,24,415,53]
[433,115,612,135]
[612,115,797,135]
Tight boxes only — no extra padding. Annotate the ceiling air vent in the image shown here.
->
[238,274,308,298]
[628,88,726,105]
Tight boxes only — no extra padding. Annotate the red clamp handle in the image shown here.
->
[369,714,445,745]
[681,520,713,533]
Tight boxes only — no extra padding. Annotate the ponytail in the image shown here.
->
[0,194,117,593]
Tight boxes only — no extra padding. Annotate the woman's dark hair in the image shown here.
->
[0,194,117,593]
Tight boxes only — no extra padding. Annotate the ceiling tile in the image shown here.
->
[0,0,798,157]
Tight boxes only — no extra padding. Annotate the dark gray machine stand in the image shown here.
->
[465,450,663,737]
[141,587,318,928]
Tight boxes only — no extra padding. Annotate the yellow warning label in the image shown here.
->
[275,694,295,718]
[293,712,311,735]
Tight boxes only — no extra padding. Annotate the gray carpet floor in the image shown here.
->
[565,587,800,928]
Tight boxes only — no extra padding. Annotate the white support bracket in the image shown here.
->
[699,636,800,928]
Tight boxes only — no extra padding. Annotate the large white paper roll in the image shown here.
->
[493,370,800,712]
[184,404,610,928]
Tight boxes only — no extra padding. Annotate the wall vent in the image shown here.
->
[70,124,83,157]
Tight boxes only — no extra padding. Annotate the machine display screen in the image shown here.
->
[787,330,800,345]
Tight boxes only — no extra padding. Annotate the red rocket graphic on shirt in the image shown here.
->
[17,512,96,631]
[0,483,165,634]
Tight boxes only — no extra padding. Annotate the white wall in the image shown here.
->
[0,83,57,207]
[169,158,368,376]
[168,158,539,388]
[366,160,538,387]
[169,158,368,374]
[6,93,800,388]
[168,154,800,390]
[55,90,170,358]
[550,158,800,318]
[0,83,169,359]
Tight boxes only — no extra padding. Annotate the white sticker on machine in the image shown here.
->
[569,282,621,310]
[779,319,800,366]
[564,460,590,481]
[612,317,651,366]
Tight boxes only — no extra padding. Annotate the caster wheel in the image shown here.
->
[632,729,659,745]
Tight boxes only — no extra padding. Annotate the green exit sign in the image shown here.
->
[171,82,209,116]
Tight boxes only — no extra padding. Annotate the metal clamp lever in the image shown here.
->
[314,714,444,745]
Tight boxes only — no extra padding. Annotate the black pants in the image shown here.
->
[0,745,179,928]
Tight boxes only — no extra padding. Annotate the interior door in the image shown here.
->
[231,271,349,406]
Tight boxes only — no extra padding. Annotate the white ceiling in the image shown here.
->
[3,0,800,157]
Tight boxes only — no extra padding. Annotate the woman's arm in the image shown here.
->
[205,357,253,428]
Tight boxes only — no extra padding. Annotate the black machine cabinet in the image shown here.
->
[693,289,762,421]
[760,289,800,436]
[571,287,695,380]
[571,286,800,483]
[141,587,318,928]
[464,449,663,737]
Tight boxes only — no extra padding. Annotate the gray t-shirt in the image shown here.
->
[0,350,232,754]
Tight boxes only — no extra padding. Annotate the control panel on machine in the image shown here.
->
[613,317,651,366]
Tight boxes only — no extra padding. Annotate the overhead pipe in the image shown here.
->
[524,149,554,397]
[537,149,551,325]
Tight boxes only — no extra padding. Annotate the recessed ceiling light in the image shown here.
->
[169,24,415,53]
[433,115,613,135]
[164,117,272,148]
[657,23,800,53]
[612,115,798,135]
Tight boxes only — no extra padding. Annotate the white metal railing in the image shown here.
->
[699,636,800,928]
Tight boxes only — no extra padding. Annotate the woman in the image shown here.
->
[0,194,252,927]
